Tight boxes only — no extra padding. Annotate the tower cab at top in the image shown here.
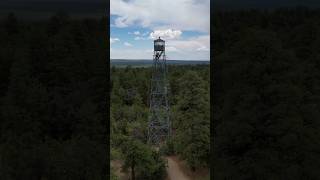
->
[154,37,165,51]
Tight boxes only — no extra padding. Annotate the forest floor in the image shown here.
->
[165,156,191,180]
[110,160,128,180]
[166,156,210,180]
[111,156,209,180]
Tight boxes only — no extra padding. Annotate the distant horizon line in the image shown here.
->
[111,59,210,61]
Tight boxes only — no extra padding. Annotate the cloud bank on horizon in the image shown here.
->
[110,0,210,60]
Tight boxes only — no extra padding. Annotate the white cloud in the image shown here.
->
[111,48,151,59]
[167,35,209,52]
[134,36,147,41]
[134,31,140,35]
[132,31,149,40]
[197,46,209,51]
[110,38,120,44]
[128,31,141,35]
[110,0,210,32]
[142,31,149,36]
[114,17,128,28]
[149,29,182,40]
[166,46,178,52]
[111,35,209,60]
[111,0,210,60]
[124,42,133,47]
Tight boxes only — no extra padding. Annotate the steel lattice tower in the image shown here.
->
[148,37,171,145]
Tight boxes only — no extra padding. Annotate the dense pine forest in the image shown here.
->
[213,8,320,179]
[0,13,108,179]
[110,64,210,179]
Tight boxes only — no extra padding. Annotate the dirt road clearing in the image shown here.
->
[166,156,190,180]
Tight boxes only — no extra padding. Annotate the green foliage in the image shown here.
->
[120,137,166,180]
[111,64,210,177]
[0,13,107,179]
[111,148,122,160]
[0,137,106,180]
[159,138,175,156]
[110,167,119,180]
[173,71,210,170]
[213,9,320,179]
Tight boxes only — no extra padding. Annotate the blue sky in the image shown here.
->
[110,0,210,60]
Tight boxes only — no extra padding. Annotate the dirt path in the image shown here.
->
[110,160,127,180]
[166,156,190,180]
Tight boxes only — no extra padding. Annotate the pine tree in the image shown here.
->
[174,71,210,170]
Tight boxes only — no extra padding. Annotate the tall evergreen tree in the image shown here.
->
[174,71,210,170]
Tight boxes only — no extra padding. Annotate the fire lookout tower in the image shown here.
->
[148,37,171,145]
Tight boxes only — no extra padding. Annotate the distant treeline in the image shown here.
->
[0,13,108,179]
[213,8,320,179]
[111,59,210,67]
